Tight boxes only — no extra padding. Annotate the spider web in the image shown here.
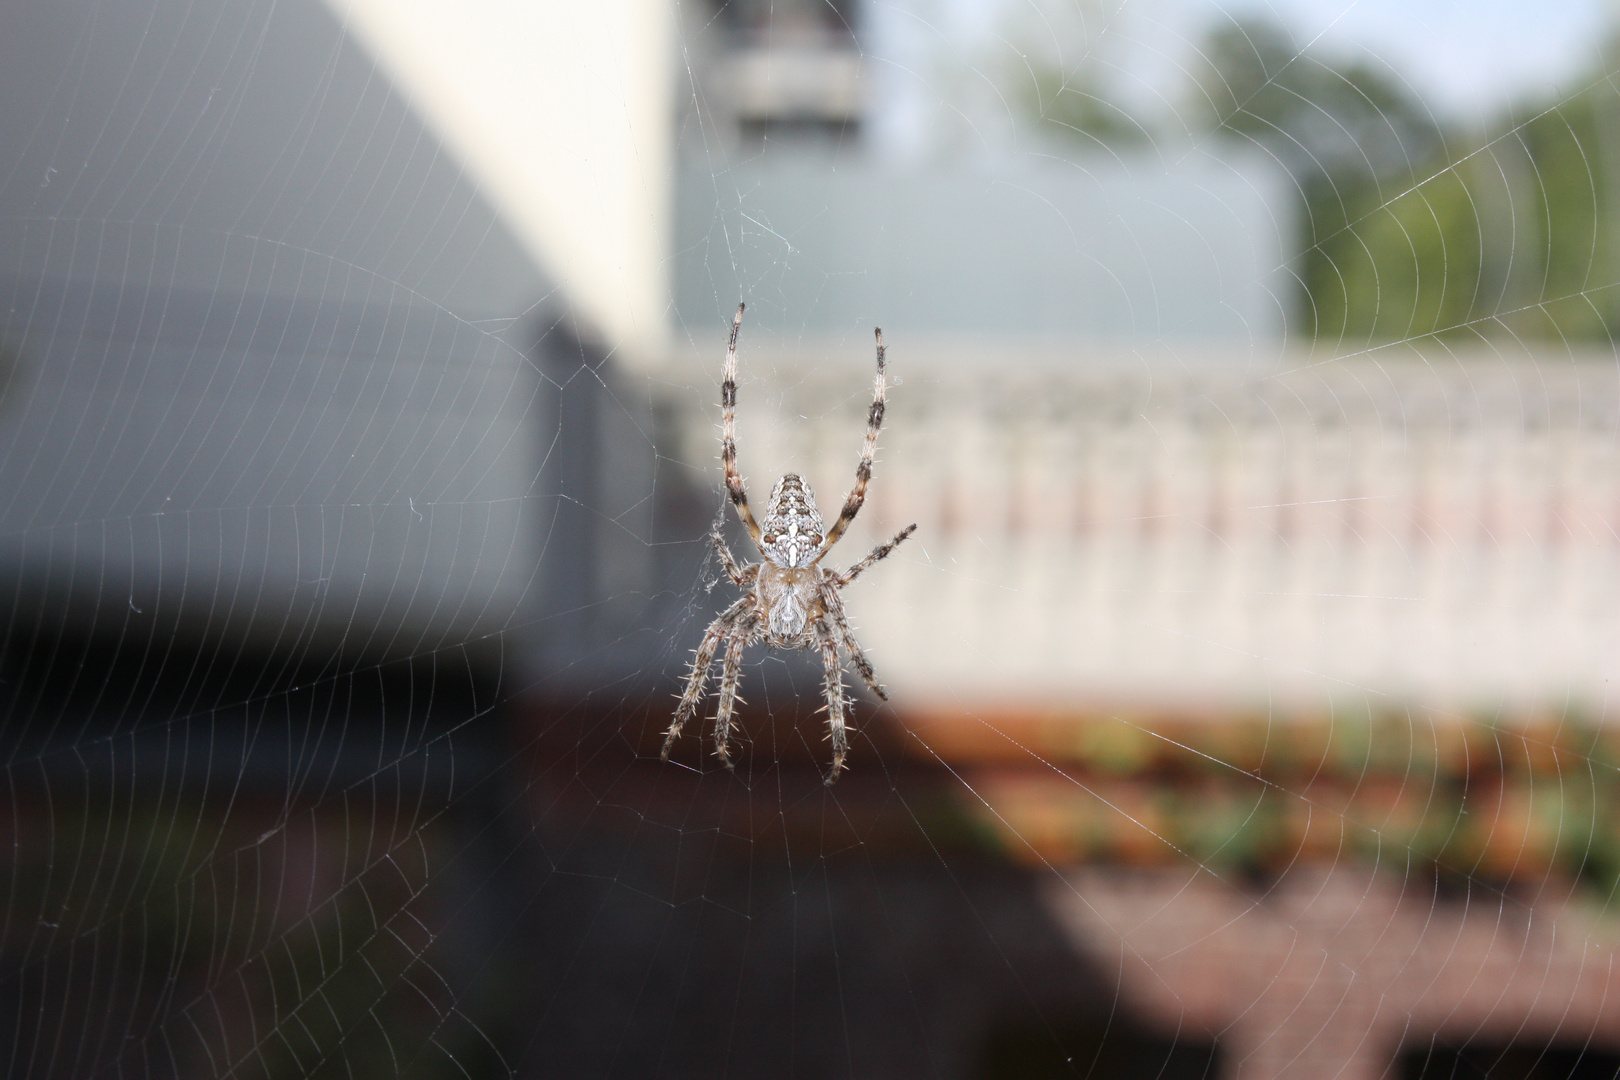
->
[3,0,1620,1078]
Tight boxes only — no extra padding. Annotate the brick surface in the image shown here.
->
[1044,866,1620,1079]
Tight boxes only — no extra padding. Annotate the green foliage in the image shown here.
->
[1504,90,1616,340]
[1301,168,1485,342]
[1023,12,1620,344]
[1302,92,1620,344]
[998,712,1620,904]
[1187,16,1620,345]
[1186,18,1441,185]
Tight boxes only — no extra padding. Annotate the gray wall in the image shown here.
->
[675,154,1294,343]
[0,0,544,317]
[0,0,558,668]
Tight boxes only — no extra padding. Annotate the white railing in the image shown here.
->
[666,338,1620,719]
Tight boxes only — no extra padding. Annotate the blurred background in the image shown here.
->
[5,0,1620,1077]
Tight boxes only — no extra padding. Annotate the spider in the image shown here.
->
[661,303,917,783]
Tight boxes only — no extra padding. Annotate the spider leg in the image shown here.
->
[822,584,888,702]
[711,527,753,587]
[662,597,750,761]
[835,523,917,587]
[710,619,756,769]
[813,617,850,783]
[817,326,888,558]
[720,303,763,546]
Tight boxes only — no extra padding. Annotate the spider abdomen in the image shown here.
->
[756,564,822,644]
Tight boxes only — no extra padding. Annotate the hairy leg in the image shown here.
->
[662,598,749,760]
[836,523,917,587]
[711,621,754,768]
[814,618,850,783]
[822,585,887,701]
[711,527,753,587]
[818,327,888,555]
[720,303,762,543]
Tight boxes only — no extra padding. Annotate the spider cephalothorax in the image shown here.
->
[660,303,916,782]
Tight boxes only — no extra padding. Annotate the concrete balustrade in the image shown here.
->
[664,340,1620,720]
